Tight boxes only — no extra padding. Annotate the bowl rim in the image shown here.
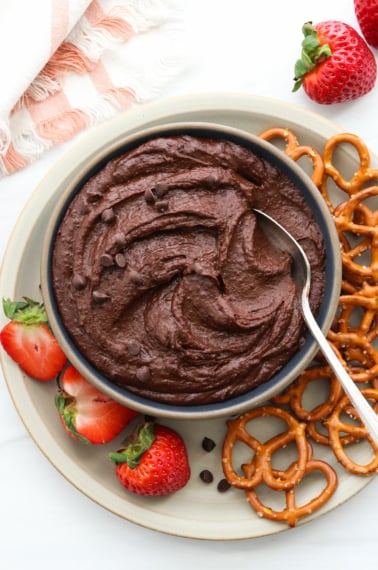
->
[40,121,342,419]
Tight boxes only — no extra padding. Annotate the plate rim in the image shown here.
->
[0,92,375,541]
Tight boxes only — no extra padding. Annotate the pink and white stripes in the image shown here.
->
[0,0,185,175]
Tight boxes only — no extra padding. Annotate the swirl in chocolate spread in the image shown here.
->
[52,135,325,405]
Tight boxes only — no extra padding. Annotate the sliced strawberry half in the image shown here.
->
[55,365,139,444]
[0,297,67,381]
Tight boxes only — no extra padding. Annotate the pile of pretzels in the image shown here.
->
[221,128,378,527]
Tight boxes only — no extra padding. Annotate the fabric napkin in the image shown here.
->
[0,0,186,176]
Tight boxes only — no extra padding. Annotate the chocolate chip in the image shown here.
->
[127,340,140,356]
[199,470,214,484]
[101,208,115,223]
[92,290,110,303]
[217,478,231,493]
[207,172,219,187]
[144,188,156,204]
[154,182,169,197]
[155,200,169,212]
[100,254,113,267]
[202,437,216,452]
[136,366,151,382]
[113,232,126,247]
[128,269,143,285]
[115,253,127,268]
[72,274,87,290]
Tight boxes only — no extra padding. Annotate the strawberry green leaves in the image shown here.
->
[110,423,156,469]
[2,297,48,324]
[293,23,332,92]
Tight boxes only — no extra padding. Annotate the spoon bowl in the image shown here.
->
[254,208,378,447]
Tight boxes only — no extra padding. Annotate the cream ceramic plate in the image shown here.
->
[0,93,376,540]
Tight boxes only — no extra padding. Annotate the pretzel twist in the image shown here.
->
[322,133,378,195]
[222,407,309,490]
[275,365,344,422]
[244,458,338,528]
[336,282,378,343]
[333,186,378,285]
[258,127,324,188]
[327,330,378,384]
[325,389,378,475]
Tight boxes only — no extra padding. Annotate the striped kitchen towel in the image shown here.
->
[0,0,186,176]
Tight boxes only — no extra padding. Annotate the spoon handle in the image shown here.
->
[302,294,378,447]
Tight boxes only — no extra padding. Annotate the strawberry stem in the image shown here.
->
[2,297,48,324]
[292,22,332,92]
[110,423,156,469]
[55,391,91,445]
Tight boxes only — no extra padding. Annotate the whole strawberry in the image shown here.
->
[110,422,191,496]
[0,297,67,381]
[55,365,139,444]
[293,21,377,104]
[355,0,378,49]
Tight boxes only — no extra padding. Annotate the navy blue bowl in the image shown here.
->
[41,122,341,419]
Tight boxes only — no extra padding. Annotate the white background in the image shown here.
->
[0,1,377,568]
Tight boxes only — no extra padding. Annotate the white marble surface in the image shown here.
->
[0,1,377,568]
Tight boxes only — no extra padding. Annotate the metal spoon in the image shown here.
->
[253,208,378,447]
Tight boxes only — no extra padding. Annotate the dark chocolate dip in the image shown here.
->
[52,135,325,405]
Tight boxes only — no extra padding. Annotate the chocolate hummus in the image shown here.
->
[52,134,325,405]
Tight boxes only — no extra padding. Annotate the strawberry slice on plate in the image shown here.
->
[0,297,67,381]
[55,365,139,444]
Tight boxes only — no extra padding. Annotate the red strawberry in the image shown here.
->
[0,297,67,381]
[354,0,378,49]
[293,21,377,104]
[110,422,191,496]
[55,365,139,444]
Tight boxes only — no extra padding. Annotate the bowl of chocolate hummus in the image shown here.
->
[41,122,341,419]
